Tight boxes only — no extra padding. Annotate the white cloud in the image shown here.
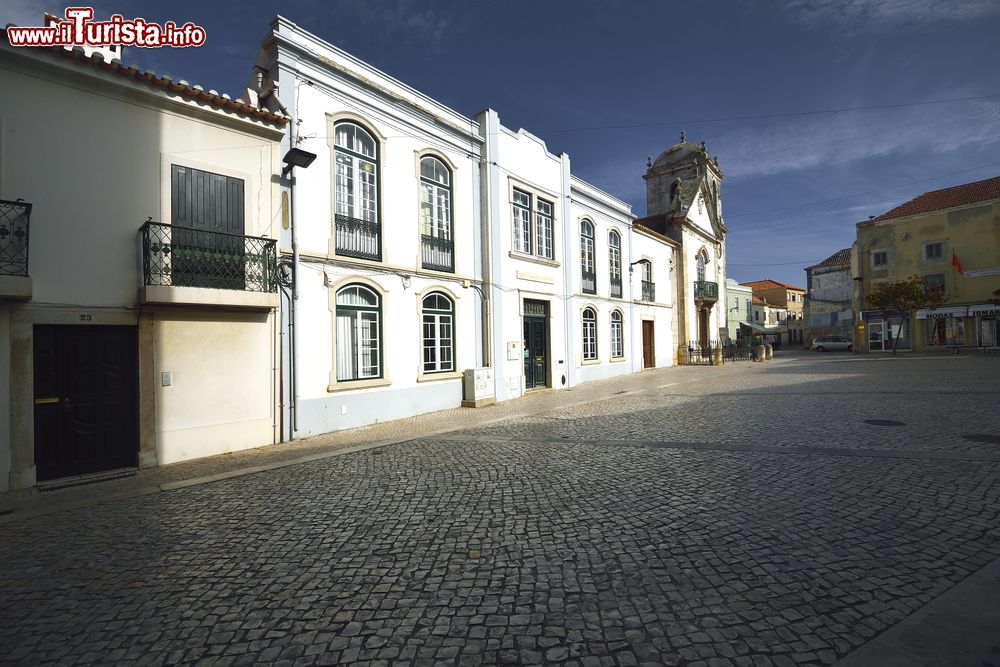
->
[783,0,1000,29]
[713,95,1000,179]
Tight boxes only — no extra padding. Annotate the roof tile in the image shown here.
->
[873,175,1000,222]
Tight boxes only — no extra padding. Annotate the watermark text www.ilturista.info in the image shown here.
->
[6,7,206,48]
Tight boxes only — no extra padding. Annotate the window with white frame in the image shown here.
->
[512,188,556,260]
[924,242,943,261]
[334,122,380,260]
[536,198,553,259]
[581,220,596,294]
[421,292,454,373]
[872,250,888,267]
[419,156,453,272]
[696,252,707,281]
[336,284,381,381]
[334,122,378,222]
[610,310,624,358]
[512,189,532,253]
[582,307,597,360]
[609,230,622,297]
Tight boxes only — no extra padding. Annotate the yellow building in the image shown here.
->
[852,176,1000,352]
[741,279,806,345]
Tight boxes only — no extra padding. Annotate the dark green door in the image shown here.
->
[523,315,548,390]
[170,164,246,289]
[33,325,138,481]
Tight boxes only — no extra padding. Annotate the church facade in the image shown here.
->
[634,133,729,363]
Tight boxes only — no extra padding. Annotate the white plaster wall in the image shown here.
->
[277,46,483,434]
[0,308,9,492]
[811,267,853,302]
[154,311,276,463]
[290,84,478,279]
[0,49,283,478]
[629,230,675,369]
[490,121,568,398]
[0,60,280,307]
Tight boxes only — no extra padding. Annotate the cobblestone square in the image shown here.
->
[2,353,999,666]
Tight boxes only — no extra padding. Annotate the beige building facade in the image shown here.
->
[853,176,1000,353]
[0,41,286,490]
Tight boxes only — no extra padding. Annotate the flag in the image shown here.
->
[952,251,963,274]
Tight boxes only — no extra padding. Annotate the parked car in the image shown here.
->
[810,335,852,352]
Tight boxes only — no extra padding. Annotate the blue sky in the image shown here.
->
[7,0,1000,287]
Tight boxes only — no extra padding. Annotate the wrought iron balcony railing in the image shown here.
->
[421,234,454,272]
[141,221,277,292]
[610,275,622,299]
[582,269,596,295]
[335,214,381,261]
[641,280,655,302]
[0,199,31,277]
[694,280,719,301]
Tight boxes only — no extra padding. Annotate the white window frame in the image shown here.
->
[334,122,378,223]
[536,198,553,259]
[422,292,455,374]
[419,156,451,241]
[582,307,598,360]
[335,284,382,381]
[610,310,624,358]
[512,189,532,254]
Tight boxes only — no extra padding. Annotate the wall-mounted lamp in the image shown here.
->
[628,258,651,274]
[281,147,317,178]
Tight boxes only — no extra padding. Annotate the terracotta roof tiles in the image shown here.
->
[3,39,288,127]
[872,175,1000,222]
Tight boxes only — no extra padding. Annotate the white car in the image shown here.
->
[810,335,852,352]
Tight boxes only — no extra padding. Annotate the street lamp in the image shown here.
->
[281,147,317,178]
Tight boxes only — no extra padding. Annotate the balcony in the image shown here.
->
[694,280,718,301]
[641,280,655,302]
[421,234,453,272]
[610,275,622,299]
[140,221,278,310]
[582,269,596,295]
[335,214,381,262]
[0,199,32,300]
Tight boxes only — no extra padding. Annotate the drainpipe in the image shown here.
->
[288,111,300,438]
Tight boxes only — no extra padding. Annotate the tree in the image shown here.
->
[867,275,946,355]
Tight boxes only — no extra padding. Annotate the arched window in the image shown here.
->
[581,220,596,295]
[334,121,380,261]
[419,156,453,272]
[335,284,381,381]
[422,292,454,373]
[696,251,707,282]
[582,307,597,360]
[610,310,624,358]
[608,230,622,298]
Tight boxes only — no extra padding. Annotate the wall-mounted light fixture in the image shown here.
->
[281,147,317,178]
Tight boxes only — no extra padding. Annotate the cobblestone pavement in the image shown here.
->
[2,352,1000,666]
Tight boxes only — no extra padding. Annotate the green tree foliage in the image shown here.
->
[867,275,947,354]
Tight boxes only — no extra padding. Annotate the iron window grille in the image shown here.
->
[694,280,719,300]
[141,221,277,292]
[0,199,31,277]
[334,121,381,261]
[420,156,453,272]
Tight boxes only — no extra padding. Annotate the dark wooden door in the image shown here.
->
[698,308,710,348]
[642,320,655,368]
[523,317,548,389]
[33,325,138,481]
[170,164,245,289]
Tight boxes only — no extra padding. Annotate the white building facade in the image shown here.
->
[249,17,486,438]
[0,39,286,490]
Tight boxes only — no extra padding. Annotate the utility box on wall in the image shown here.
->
[462,368,496,408]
